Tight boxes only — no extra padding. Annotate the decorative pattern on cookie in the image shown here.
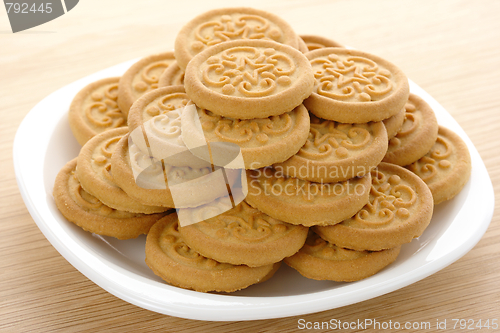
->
[118,52,177,116]
[383,107,405,139]
[284,231,401,282]
[304,48,409,123]
[178,200,308,267]
[181,104,310,169]
[158,62,185,88]
[146,214,280,293]
[406,126,471,204]
[76,127,167,214]
[69,77,126,146]
[174,7,300,71]
[274,113,388,183]
[184,39,314,119]
[53,159,165,239]
[314,162,433,251]
[299,35,344,51]
[245,167,371,226]
[383,93,439,166]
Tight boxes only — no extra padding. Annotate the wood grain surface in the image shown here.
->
[1,0,499,332]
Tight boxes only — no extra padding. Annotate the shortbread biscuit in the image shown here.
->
[304,48,410,123]
[76,127,167,214]
[54,159,165,239]
[314,162,433,251]
[383,107,405,139]
[158,62,185,87]
[69,77,126,146]
[179,200,308,267]
[246,167,371,226]
[118,52,177,116]
[406,126,471,204]
[299,35,343,51]
[184,39,314,119]
[174,7,300,71]
[284,231,400,282]
[383,94,438,166]
[181,104,310,169]
[297,36,308,53]
[146,214,280,293]
[274,113,388,183]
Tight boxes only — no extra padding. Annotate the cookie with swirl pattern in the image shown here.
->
[406,126,471,204]
[174,7,300,71]
[146,213,280,293]
[274,112,388,183]
[383,93,438,166]
[304,48,410,123]
[178,199,308,267]
[69,77,127,146]
[314,162,433,251]
[184,39,314,119]
[284,231,401,282]
[158,62,185,88]
[299,35,344,52]
[383,107,405,139]
[118,52,177,116]
[54,159,166,239]
[245,167,371,226]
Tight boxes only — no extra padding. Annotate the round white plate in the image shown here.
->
[13,60,494,321]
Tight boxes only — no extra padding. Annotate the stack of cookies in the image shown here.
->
[54,7,472,293]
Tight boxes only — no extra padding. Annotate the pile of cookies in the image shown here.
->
[54,7,471,293]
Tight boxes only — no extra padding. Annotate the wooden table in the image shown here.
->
[1,0,499,331]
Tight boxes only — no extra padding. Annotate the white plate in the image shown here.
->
[14,60,495,321]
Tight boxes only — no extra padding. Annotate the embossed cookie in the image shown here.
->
[181,104,310,169]
[274,113,388,183]
[246,167,371,226]
[146,214,280,293]
[406,126,471,204]
[304,48,410,123]
[69,77,127,146]
[184,39,314,119]
[118,52,177,116]
[54,159,165,239]
[76,127,167,214]
[174,7,300,71]
[179,200,308,267]
[284,231,401,282]
[299,35,344,51]
[314,163,434,251]
[383,94,439,166]
[158,62,185,88]
[383,107,405,139]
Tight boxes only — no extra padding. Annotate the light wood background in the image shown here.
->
[1,0,499,331]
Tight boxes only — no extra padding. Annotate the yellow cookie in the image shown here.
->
[158,61,185,88]
[299,34,344,51]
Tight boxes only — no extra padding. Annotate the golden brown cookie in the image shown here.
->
[157,61,185,88]
[69,77,127,146]
[383,93,438,166]
[284,231,401,282]
[178,200,308,267]
[297,36,309,53]
[314,162,434,251]
[274,113,388,183]
[299,34,344,51]
[76,127,167,214]
[118,52,177,116]
[146,214,280,293]
[383,107,405,139]
[406,126,471,204]
[184,39,314,119]
[174,7,300,71]
[54,159,165,239]
[304,48,410,123]
[245,167,371,226]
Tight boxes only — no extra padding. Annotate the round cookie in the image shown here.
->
[179,199,309,267]
[406,126,471,204]
[69,77,127,146]
[245,167,371,226]
[158,62,185,88]
[383,93,438,166]
[274,113,388,183]
[174,7,300,71]
[297,36,309,53]
[383,107,405,139]
[118,52,177,116]
[314,162,434,251]
[299,34,344,51]
[53,159,166,239]
[146,214,280,293]
[184,39,314,119]
[284,231,401,282]
[304,48,410,123]
[76,127,167,214]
